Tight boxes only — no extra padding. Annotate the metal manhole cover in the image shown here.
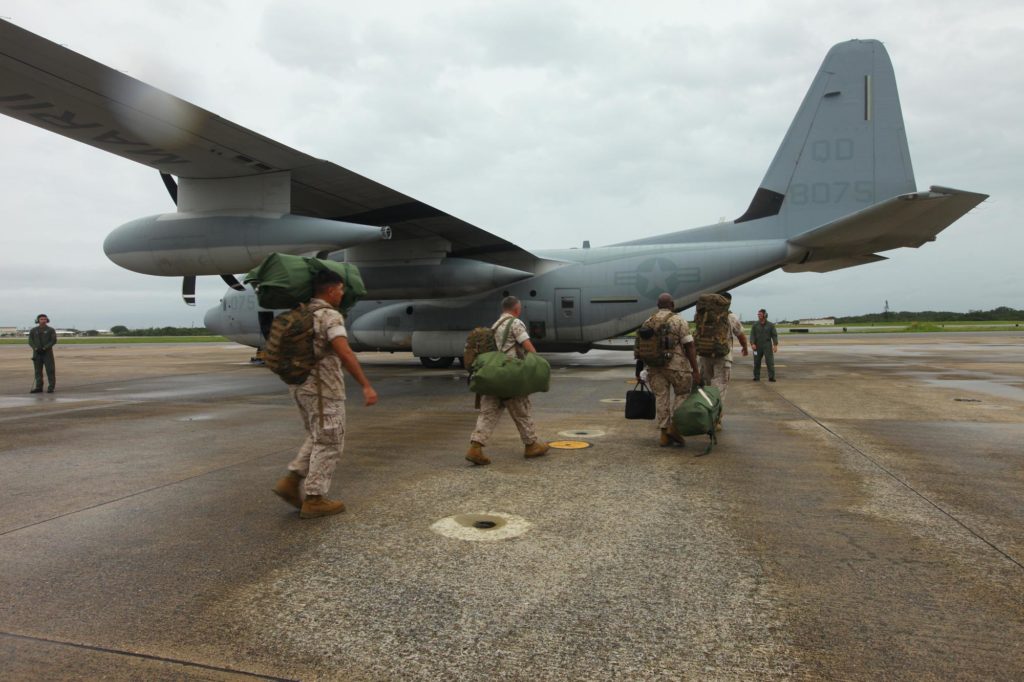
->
[430,512,531,542]
[557,429,605,438]
[548,440,592,450]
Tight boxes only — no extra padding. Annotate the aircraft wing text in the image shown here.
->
[0,19,539,271]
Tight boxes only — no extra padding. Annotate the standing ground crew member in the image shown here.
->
[750,308,779,382]
[697,292,749,430]
[635,293,702,446]
[272,270,378,519]
[28,313,57,393]
[465,296,549,466]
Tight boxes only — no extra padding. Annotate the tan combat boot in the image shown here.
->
[667,424,686,446]
[659,428,672,447]
[465,441,490,466]
[272,471,303,509]
[524,441,550,458]
[300,495,346,519]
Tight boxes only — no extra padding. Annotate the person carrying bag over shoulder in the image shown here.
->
[463,296,551,466]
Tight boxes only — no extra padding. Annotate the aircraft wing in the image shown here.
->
[0,19,539,272]
[784,186,988,272]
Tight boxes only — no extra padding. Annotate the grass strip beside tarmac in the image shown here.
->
[0,336,228,345]
[792,322,1023,334]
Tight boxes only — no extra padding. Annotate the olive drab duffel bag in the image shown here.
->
[468,319,550,398]
[694,293,732,358]
[672,384,722,455]
[244,253,367,314]
[469,352,551,398]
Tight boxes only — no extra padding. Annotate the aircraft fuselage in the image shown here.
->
[205,236,792,354]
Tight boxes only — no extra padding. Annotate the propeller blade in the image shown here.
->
[182,275,196,306]
[221,274,246,291]
[161,172,178,205]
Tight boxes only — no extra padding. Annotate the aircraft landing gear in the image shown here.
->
[420,356,456,369]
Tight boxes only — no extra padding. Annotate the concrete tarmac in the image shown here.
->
[1,334,1022,680]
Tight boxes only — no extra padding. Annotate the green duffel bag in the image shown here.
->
[469,351,551,398]
[244,253,367,314]
[672,385,722,455]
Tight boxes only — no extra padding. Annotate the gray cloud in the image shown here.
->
[1,0,1020,332]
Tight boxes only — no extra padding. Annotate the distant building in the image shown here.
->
[797,317,835,326]
[0,326,18,337]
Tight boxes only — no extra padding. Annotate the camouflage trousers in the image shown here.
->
[647,367,693,429]
[470,395,537,446]
[288,388,346,496]
[698,356,732,402]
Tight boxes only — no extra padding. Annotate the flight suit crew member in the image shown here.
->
[696,292,749,430]
[28,313,57,393]
[466,295,550,466]
[637,293,702,447]
[273,270,378,519]
[750,308,779,382]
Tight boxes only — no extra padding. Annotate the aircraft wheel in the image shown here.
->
[420,356,455,369]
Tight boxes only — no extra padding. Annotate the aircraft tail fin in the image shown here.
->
[736,39,916,236]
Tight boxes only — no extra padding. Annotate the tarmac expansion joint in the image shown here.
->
[430,512,531,542]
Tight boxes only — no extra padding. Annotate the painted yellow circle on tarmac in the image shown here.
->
[548,440,592,450]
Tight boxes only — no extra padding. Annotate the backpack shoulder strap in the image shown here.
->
[491,316,516,348]
[500,317,516,348]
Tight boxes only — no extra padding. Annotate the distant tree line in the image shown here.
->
[110,325,213,336]
[831,307,1024,324]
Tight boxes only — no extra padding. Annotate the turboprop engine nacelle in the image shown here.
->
[103,213,390,276]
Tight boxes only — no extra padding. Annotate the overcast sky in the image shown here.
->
[1,0,1021,329]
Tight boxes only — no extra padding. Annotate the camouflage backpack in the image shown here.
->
[634,312,673,367]
[464,318,514,369]
[263,301,330,385]
[694,293,732,358]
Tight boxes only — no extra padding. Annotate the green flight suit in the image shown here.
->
[749,320,778,380]
[28,325,57,391]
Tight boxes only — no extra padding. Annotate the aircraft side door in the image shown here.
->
[554,288,582,342]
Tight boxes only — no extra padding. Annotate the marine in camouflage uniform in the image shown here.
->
[696,293,749,429]
[273,271,377,519]
[637,293,703,447]
[28,313,57,393]
[466,296,549,466]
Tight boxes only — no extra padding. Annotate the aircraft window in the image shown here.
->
[529,290,537,297]
[530,321,546,339]
[406,306,414,315]
[561,297,574,309]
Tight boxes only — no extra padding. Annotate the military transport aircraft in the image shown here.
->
[0,20,986,367]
